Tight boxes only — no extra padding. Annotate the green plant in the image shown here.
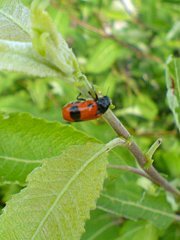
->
[0,0,179,239]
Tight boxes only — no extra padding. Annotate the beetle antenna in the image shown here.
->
[88,84,99,100]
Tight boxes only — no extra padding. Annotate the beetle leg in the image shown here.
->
[76,93,86,101]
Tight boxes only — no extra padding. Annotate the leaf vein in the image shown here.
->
[31,145,106,239]
[0,10,30,40]
[100,193,176,219]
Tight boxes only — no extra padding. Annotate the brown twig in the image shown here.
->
[103,110,180,198]
[71,15,106,37]
[51,0,179,198]
[108,164,152,180]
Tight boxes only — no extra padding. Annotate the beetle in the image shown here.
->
[62,95,110,122]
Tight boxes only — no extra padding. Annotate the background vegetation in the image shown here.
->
[0,0,179,239]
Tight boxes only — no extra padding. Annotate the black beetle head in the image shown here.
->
[96,96,111,114]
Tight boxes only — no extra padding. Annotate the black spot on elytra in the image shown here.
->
[70,105,81,121]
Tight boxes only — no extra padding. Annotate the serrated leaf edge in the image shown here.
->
[30,144,108,239]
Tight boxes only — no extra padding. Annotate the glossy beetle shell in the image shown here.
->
[62,96,110,122]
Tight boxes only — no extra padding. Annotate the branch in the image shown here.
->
[108,164,152,180]
[103,110,180,198]
[51,0,179,198]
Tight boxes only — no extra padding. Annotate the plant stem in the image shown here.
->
[108,164,152,180]
[51,0,179,198]
[146,138,162,159]
[105,138,126,152]
[103,109,180,197]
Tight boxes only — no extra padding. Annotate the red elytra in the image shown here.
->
[62,96,110,122]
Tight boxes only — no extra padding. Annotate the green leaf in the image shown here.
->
[159,223,180,240]
[157,137,180,178]
[0,142,108,240]
[167,22,180,40]
[0,91,40,114]
[86,39,120,73]
[31,0,80,79]
[117,220,159,240]
[97,173,175,229]
[49,8,71,37]
[0,72,20,94]
[27,79,48,110]
[162,149,180,178]
[166,56,180,131]
[117,94,158,120]
[0,40,67,78]
[0,183,21,203]
[0,0,31,42]
[81,209,119,240]
[134,94,158,120]
[0,1,81,81]
[0,112,98,184]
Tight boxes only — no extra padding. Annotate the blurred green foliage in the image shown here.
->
[1,0,179,169]
[0,0,179,239]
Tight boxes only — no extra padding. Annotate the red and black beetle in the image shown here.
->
[62,95,110,122]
